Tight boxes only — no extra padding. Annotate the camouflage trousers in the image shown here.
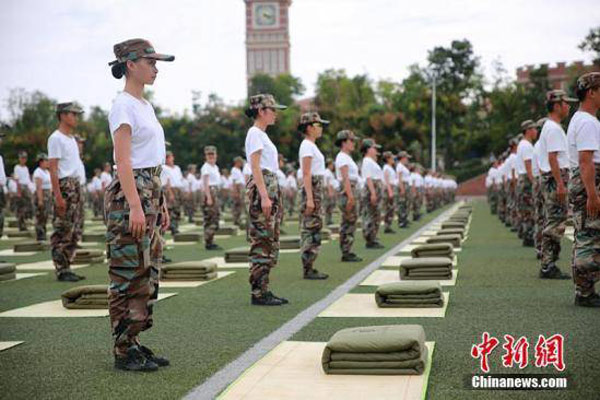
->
[338,181,358,256]
[167,188,182,234]
[16,187,33,231]
[203,186,220,246]
[396,185,409,227]
[425,190,434,213]
[300,176,323,273]
[383,186,396,230]
[541,169,569,267]
[568,167,600,296]
[183,191,195,222]
[74,190,85,244]
[489,186,498,214]
[50,178,81,276]
[0,188,4,237]
[506,182,516,227]
[247,171,282,297]
[497,185,506,222]
[231,188,245,227]
[105,167,164,356]
[93,191,104,217]
[286,189,296,217]
[533,178,545,256]
[324,189,336,226]
[362,180,383,245]
[517,175,534,243]
[412,188,422,220]
[34,189,52,241]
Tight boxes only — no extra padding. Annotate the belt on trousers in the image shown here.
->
[540,168,568,177]
[59,176,79,183]
[261,169,276,177]
[134,165,162,176]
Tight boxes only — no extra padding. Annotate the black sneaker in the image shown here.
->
[384,228,396,234]
[205,243,223,251]
[304,269,329,280]
[539,265,571,280]
[341,253,363,262]
[139,345,170,367]
[266,291,289,304]
[366,242,385,249]
[398,223,408,229]
[114,346,159,372]
[574,293,600,307]
[57,272,81,282]
[522,238,534,247]
[72,272,86,281]
[251,293,284,306]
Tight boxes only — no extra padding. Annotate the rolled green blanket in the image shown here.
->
[441,221,466,230]
[7,220,19,228]
[321,229,331,241]
[7,231,34,238]
[375,282,444,308]
[82,233,105,242]
[280,235,301,250]
[0,263,17,274]
[14,241,49,252]
[161,261,217,273]
[225,247,250,263]
[327,224,340,234]
[75,249,104,258]
[436,228,464,238]
[426,234,461,248]
[448,216,469,223]
[400,257,452,280]
[61,285,109,309]
[0,272,17,281]
[160,271,218,281]
[73,256,105,265]
[174,233,201,242]
[410,243,454,258]
[216,225,239,235]
[322,325,428,375]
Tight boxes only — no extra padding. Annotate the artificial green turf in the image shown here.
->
[0,205,448,399]
[293,199,598,400]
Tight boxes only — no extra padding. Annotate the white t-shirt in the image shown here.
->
[91,176,102,191]
[567,111,600,169]
[532,142,541,177]
[33,167,52,190]
[505,153,517,180]
[538,119,569,173]
[245,126,278,173]
[242,162,252,178]
[411,172,423,187]
[516,139,534,175]
[47,130,81,179]
[108,92,166,169]
[276,169,287,188]
[0,155,6,187]
[7,178,17,194]
[77,159,86,185]
[13,165,32,186]
[335,152,359,182]
[361,157,383,181]
[230,167,244,186]
[161,165,185,188]
[298,139,325,176]
[286,175,297,190]
[200,163,221,187]
[100,171,112,187]
[383,164,398,186]
[396,162,411,183]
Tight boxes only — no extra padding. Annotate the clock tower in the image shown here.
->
[244,0,292,84]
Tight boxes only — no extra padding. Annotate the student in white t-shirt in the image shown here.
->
[47,102,86,282]
[382,151,397,233]
[537,90,578,274]
[360,138,384,248]
[395,151,412,228]
[323,159,337,226]
[100,162,113,190]
[334,130,362,262]
[567,72,600,304]
[0,133,6,237]
[13,151,33,231]
[74,135,87,241]
[276,154,289,220]
[183,164,197,223]
[33,153,52,241]
[230,157,245,226]
[91,168,103,216]
[244,93,288,306]
[515,119,538,247]
[106,38,174,369]
[201,146,222,250]
[298,112,330,280]
[161,151,184,235]
[285,169,297,217]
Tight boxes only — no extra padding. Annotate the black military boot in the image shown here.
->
[366,242,384,249]
[266,291,289,304]
[139,345,170,367]
[384,227,396,234]
[205,243,222,250]
[251,292,285,306]
[539,263,571,280]
[114,346,159,372]
[57,271,83,282]
[522,237,534,247]
[341,253,363,262]
[574,293,600,307]
[304,269,329,280]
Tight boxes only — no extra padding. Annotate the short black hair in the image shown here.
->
[575,85,599,102]
[111,62,127,79]
[244,108,259,119]
[546,100,560,113]
[298,123,309,134]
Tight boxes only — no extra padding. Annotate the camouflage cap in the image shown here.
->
[56,102,84,114]
[18,151,27,158]
[382,151,394,159]
[233,156,244,164]
[74,135,86,143]
[576,72,600,92]
[520,120,537,131]
[546,89,577,103]
[109,38,174,66]
[397,150,412,159]
[37,152,48,161]
[248,94,287,111]
[335,130,359,145]
[166,150,174,157]
[536,117,548,128]
[361,138,382,152]
[187,163,197,170]
[278,154,287,162]
[204,146,217,154]
[299,112,330,127]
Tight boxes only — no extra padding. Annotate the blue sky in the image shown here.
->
[1,0,599,118]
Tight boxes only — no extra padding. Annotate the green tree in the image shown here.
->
[579,26,600,66]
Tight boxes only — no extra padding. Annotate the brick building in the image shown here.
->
[516,61,599,90]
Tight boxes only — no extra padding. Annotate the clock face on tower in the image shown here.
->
[254,3,279,28]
